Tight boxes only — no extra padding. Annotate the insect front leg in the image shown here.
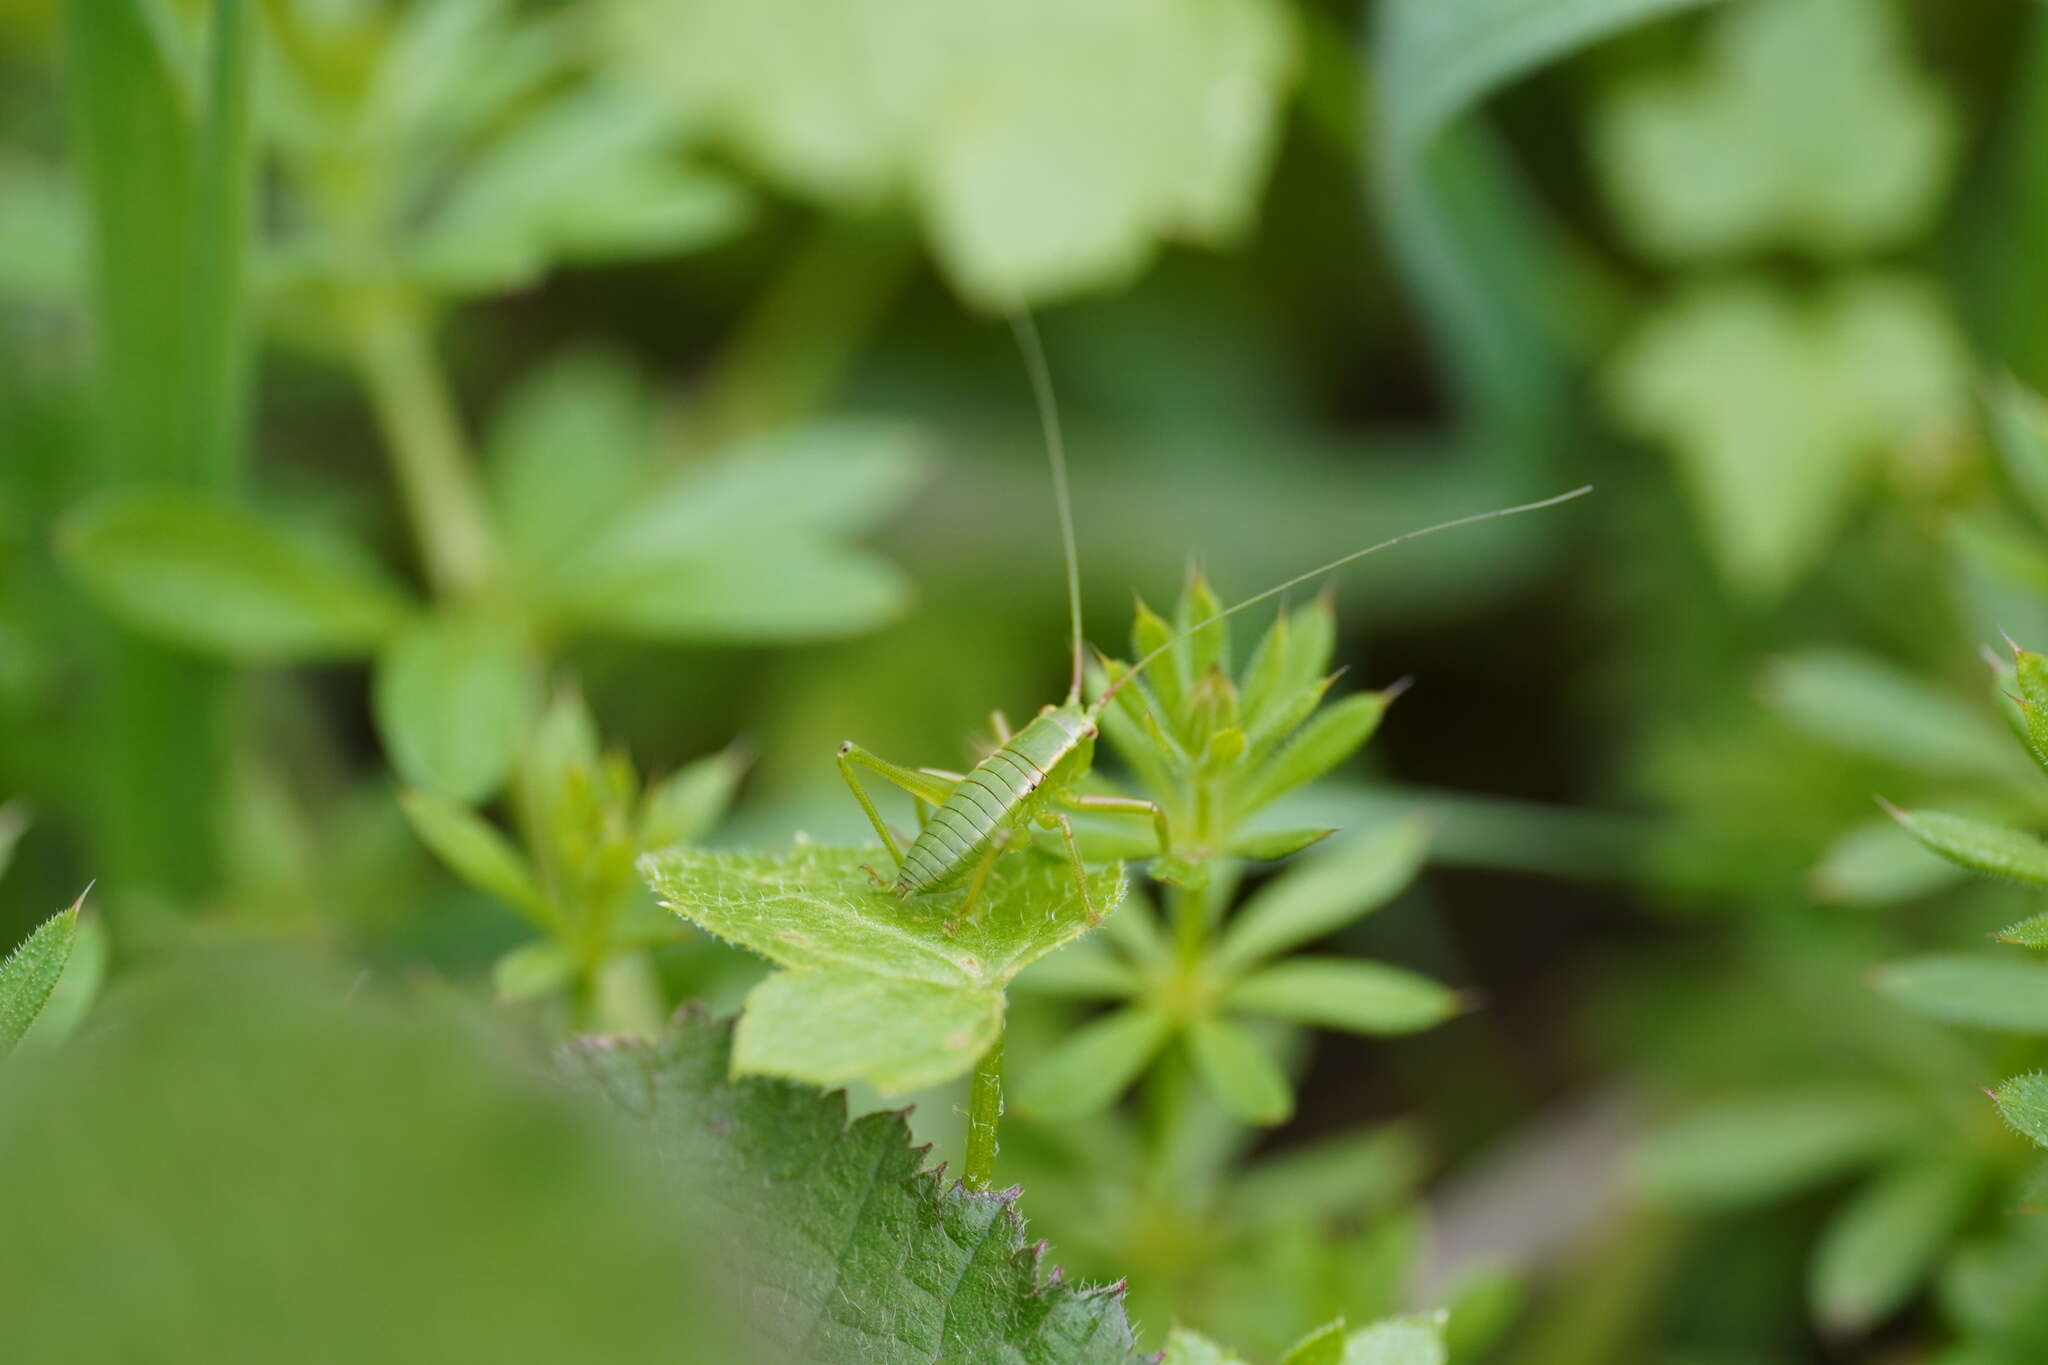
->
[1061,791,1173,858]
[1041,810,1101,926]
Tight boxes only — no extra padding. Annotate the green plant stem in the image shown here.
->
[1170,882,1206,968]
[963,1032,1005,1191]
[348,293,498,599]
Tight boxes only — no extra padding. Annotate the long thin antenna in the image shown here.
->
[1011,312,1086,704]
[1096,485,1594,710]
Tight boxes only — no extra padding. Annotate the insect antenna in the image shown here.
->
[1093,484,1595,712]
[1010,311,1087,705]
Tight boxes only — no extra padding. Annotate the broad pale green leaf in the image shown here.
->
[638,750,747,850]
[1594,0,1954,261]
[0,899,81,1055]
[1883,805,2048,888]
[1810,818,1966,906]
[1342,1313,1449,1365]
[1014,1006,1171,1119]
[0,956,738,1364]
[569,1011,1144,1361]
[1606,275,1967,597]
[1187,1016,1292,1125]
[397,789,549,927]
[374,613,538,804]
[1992,1073,2048,1148]
[1872,955,2048,1033]
[642,846,1123,1092]
[485,349,648,573]
[60,490,414,661]
[1998,913,2048,949]
[1215,817,1430,972]
[737,967,1001,1093]
[608,0,1294,306]
[1223,958,1460,1037]
[1762,651,2021,781]
[1809,1158,1978,1335]
[1636,1091,1920,1206]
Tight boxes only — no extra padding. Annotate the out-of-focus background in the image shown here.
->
[12,0,2048,1359]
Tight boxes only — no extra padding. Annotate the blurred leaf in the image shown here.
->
[397,788,549,926]
[1606,274,1967,597]
[1595,0,1953,261]
[1809,1157,1978,1335]
[1636,1091,1920,1206]
[493,940,576,1002]
[641,846,1123,1092]
[1341,1314,1449,1365]
[374,612,538,803]
[1811,818,1966,906]
[549,421,923,642]
[568,1011,1143,1360]
[1163,1328,1249,1365]
[1762,651,2020,781]
[1218,1126,1426,1230]
[608,0,1295,306]
[0,803,25,886]
[1188,1016,1292,1125]
[1988,376,2048,531]
[0,154,81,304]
[1015,1006,1171,1119]
[1237,691,1395,813]
[1279,1321,1348,1365]
[1215,817,1430,972]
[1993,1073,2048,1148]
[1883,804,2048,888]
[60,490,414,661]
[1442,1270,1522,1364]
[1224,958,1459,1037]
[1872,955,2048,1033]
[486,349,649,573]
[638,749,747,850]
[1230,827,1337,861]
[0,956,735,1364]
[0,898,79,1056]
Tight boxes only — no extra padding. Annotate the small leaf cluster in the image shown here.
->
[1018,818,1452,1127]
[1090,575,1404,882]
[402,688,743,1036]
[60,354,922,805]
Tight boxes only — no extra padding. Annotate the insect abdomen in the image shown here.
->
[895,711,1082,894]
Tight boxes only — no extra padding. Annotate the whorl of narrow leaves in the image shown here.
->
[567,1010,1144,1364]
[0,898,81,1055]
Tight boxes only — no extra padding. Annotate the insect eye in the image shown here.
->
[1082,723,1098,739]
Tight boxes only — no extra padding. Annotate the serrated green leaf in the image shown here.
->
[1882,805,2048,888]
[60,490,414,661]
[1188,1016,1292,1125]
[0,898,81,1056]
[1998,913,2048,948]
[568,1011,1144,1361]
[398,788,549,927]
[1224,958,1459,1037]
[1216,817,1430,972]
[639,750,747,851]
[1343,1313,1449,1365]
[374,613,538,804]
[1015,1006,1171,1119]
[1606,274,1966,598]
[1809,1158,1978,1336]
[1238,690,1396,813]
[1872,955,2048,1033]
[1636,1091,1920,1206]
[1762,651,2021,781]
[643,846,1123,1092]
[1992,1073,2048,1148]
[1594,0,1953,261]
[1229,827,1336,861]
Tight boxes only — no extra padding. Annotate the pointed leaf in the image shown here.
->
[1882,805,2048,888]
[375,613,538,804]
[1216,817,1430,972]
[1224,957,1460,1036]
[1636,1091,1920,1207]
[493,941,576,1003]
[1278,1320,1347,1365]
[1997,913,2048,949]
[1014,1007,1171,1119]
[399,789,549,927]
[638,749,748,850]
[1762,651,2020,781]
[1810,1158,1978,1336]
[1187,1016,1292,1125]
[1873,955,2048,1033]
[1238,690,1397,813]
[1810,818,1965,905]
[60,490,414,661]
[0,899,81,1055]
[1229,827,1336,861]
[1993,1073,2048,1148]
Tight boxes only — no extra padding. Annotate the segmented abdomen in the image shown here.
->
[895,712,1078,895]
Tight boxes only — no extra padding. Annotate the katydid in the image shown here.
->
[838,316,1588,929]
